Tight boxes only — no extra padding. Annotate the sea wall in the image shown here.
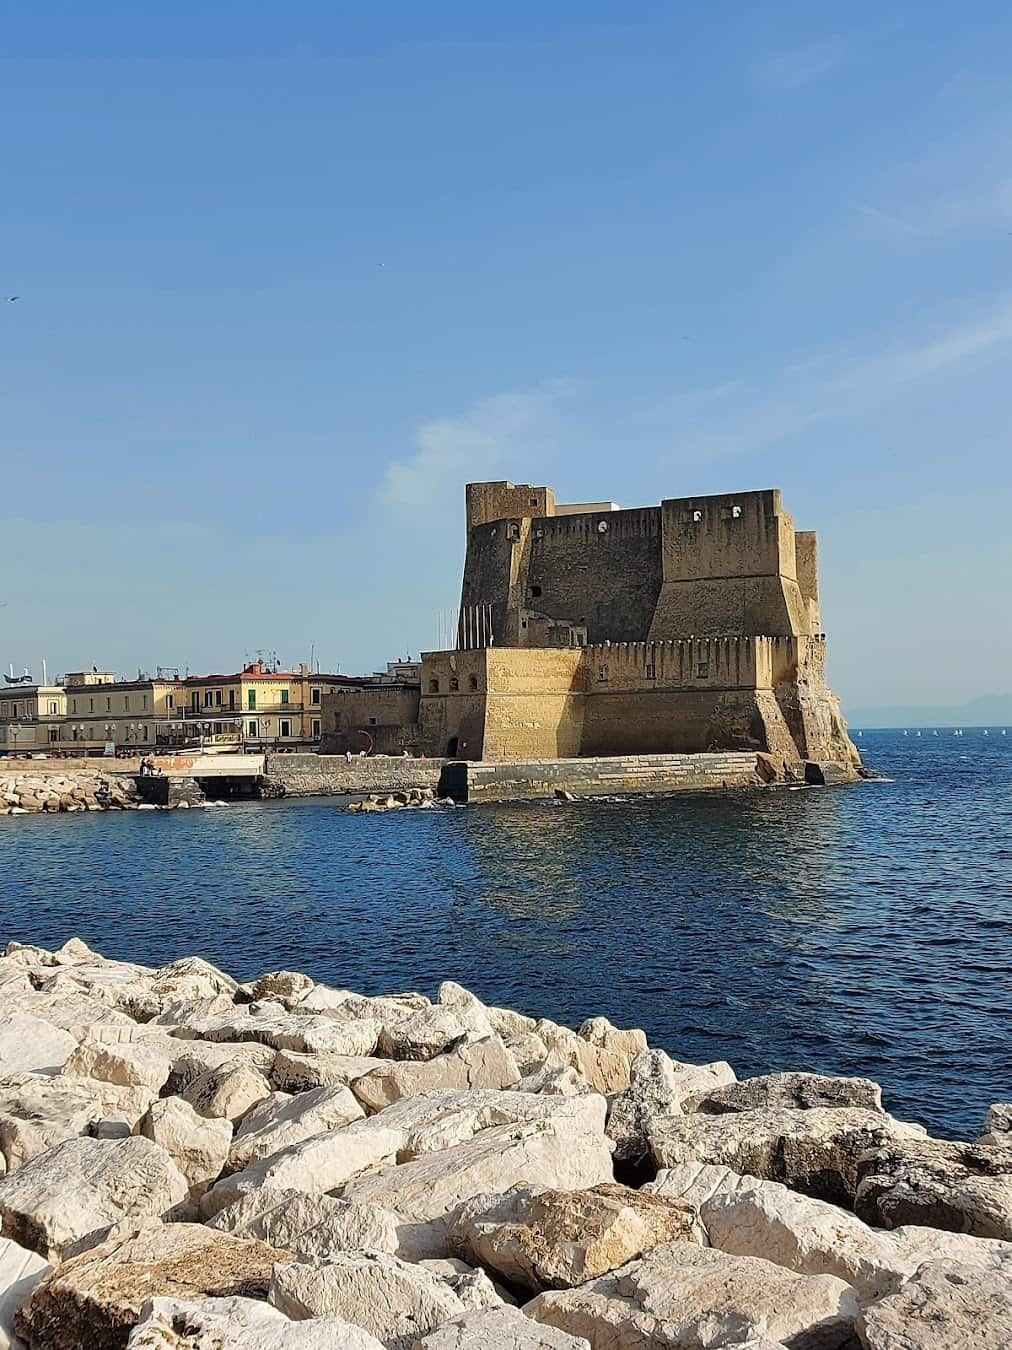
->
[0,934,1007,1347]
[264,752,445,797]
[438,751,762,802]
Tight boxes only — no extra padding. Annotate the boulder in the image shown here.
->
[227,1085,364,1172]
[688,1070,883,1115]
[0,1016,78,1076]
[857,1257,1012,1348]
[0,1136,189,1260]
[417,1259,507,1313]
[517,1060,594,1098]
[165,1042,276,1096]
[180,1062,273,1124]
[172,1011,381,1058]
[606,1050,733,1165]
[649,1107,923,1207]
[139,1098,232,1197]
[62,1038,173,1092]
[17,1221,293,1350]
[340,1111,613,1223]
[251,970,315,1006]
[855,1136,1012,1238]
[127,1295,386,1349]
[525,1241,859,1350]
[0,1075,112,1170]
[377,1007,470,1062]
[980,1103,1012,1142]
[415,1305,589,1350]
[451,1183,702,1291]
[271,1050,386,1094]
[0,1237,51,1350]
[269,1251,466,1350]
[209,1186,401,1258]
[533,1022,631,1095]
[577,1018,647,1060]
[201,1119,404,1218]
[154,955,240,999]
[352,1039,521,1112]
[504,1033,550,1075]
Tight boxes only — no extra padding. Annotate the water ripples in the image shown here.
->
[0,731,1009,1138]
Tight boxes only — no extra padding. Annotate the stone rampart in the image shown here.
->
[438,751,761,803]
[265,753,445,797]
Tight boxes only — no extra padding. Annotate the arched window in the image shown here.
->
[468,675,479,692]
[428,679,439,693]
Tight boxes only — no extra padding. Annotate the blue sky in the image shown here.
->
[2,2,1011,709]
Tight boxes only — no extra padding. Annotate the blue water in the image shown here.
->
[1,731,1009,1140]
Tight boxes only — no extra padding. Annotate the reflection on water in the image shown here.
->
[0,730,1009,1139]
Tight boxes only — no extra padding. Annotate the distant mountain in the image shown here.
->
[847,692,1012,729]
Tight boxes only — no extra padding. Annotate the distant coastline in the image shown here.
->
[849,692,1012,729]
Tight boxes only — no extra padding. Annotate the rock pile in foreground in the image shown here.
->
[0,939,1007,1348]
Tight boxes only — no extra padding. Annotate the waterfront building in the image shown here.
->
[0,682,68,754]
[322,480,860,769]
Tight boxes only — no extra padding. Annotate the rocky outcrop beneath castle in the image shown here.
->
[0,769,139,815]
[0,937,1007,1346]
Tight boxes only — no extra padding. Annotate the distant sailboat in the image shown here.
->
[916,730,921,737]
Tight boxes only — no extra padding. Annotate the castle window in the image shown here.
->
[450,677,459,692]
[369,717,377,725]
[597,520,609,534]
[529,497,538,506]
[521,619,528,629]
[468,675,478,691]
[645,664,656,680]
[598,664,609,681]
[531,585,542,598]
[692,510,703,523]
[428,679,440,693]
[695,662,709,679]
[731,504,742,518]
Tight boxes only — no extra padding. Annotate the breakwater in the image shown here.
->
[0,934,1008,1347]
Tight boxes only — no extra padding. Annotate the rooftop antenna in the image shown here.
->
[41,658,47,684]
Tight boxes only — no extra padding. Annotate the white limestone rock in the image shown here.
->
[340,1110,614,1223]
[127,1295,386,1349]
[606,1049,729,1165]
[517,1060,593,1098]
[271,1050,386,1094]
[980,1102,1012,1143]
[524,1240,859,1350]
[377,1007,470,1062]
[180,1061,273,1124]
[415,1306,589,1350]
[269,1251,466,1350]
[228,1085,364,1173]
[0,1017,78,1077]
[855,1136,1012,1239]
[451,1184,703,1292]
[649,1106,924,1207]
[417,1259,507,1313]
[504,1033,550,1075]
[251,970,315,1006]
[0,1237,51,1350]
[16,1220,292,1349]
[172,1010,382,1057]
[532,1022,631,1095]
[352,1039,521,1112]
[62,1037,173,1092]
[200,1118,404,1218]
[0,1074,154,1171]
[857,1256,1012,1348]
[165,1042,276,1096]
[139,1097,233,1197]
[208,1186,401,1258]
[687,1070,883,1115]
[0,1136,188,1260]
[577,1017,647,1060]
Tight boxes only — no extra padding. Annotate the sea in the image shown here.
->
[1,729,1009,1141]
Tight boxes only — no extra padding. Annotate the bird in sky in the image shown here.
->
[6,296,18,302]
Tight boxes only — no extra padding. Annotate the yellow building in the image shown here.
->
[172,660,351,751]
[0,682,68,754]
[62,671,181,753]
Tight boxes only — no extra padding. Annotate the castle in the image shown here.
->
[322,481,860,772]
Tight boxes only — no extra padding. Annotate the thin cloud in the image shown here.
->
[664,296,1012,462]
[753,37,848,93]
[382,379,581,517]
[853,179,1012,242]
